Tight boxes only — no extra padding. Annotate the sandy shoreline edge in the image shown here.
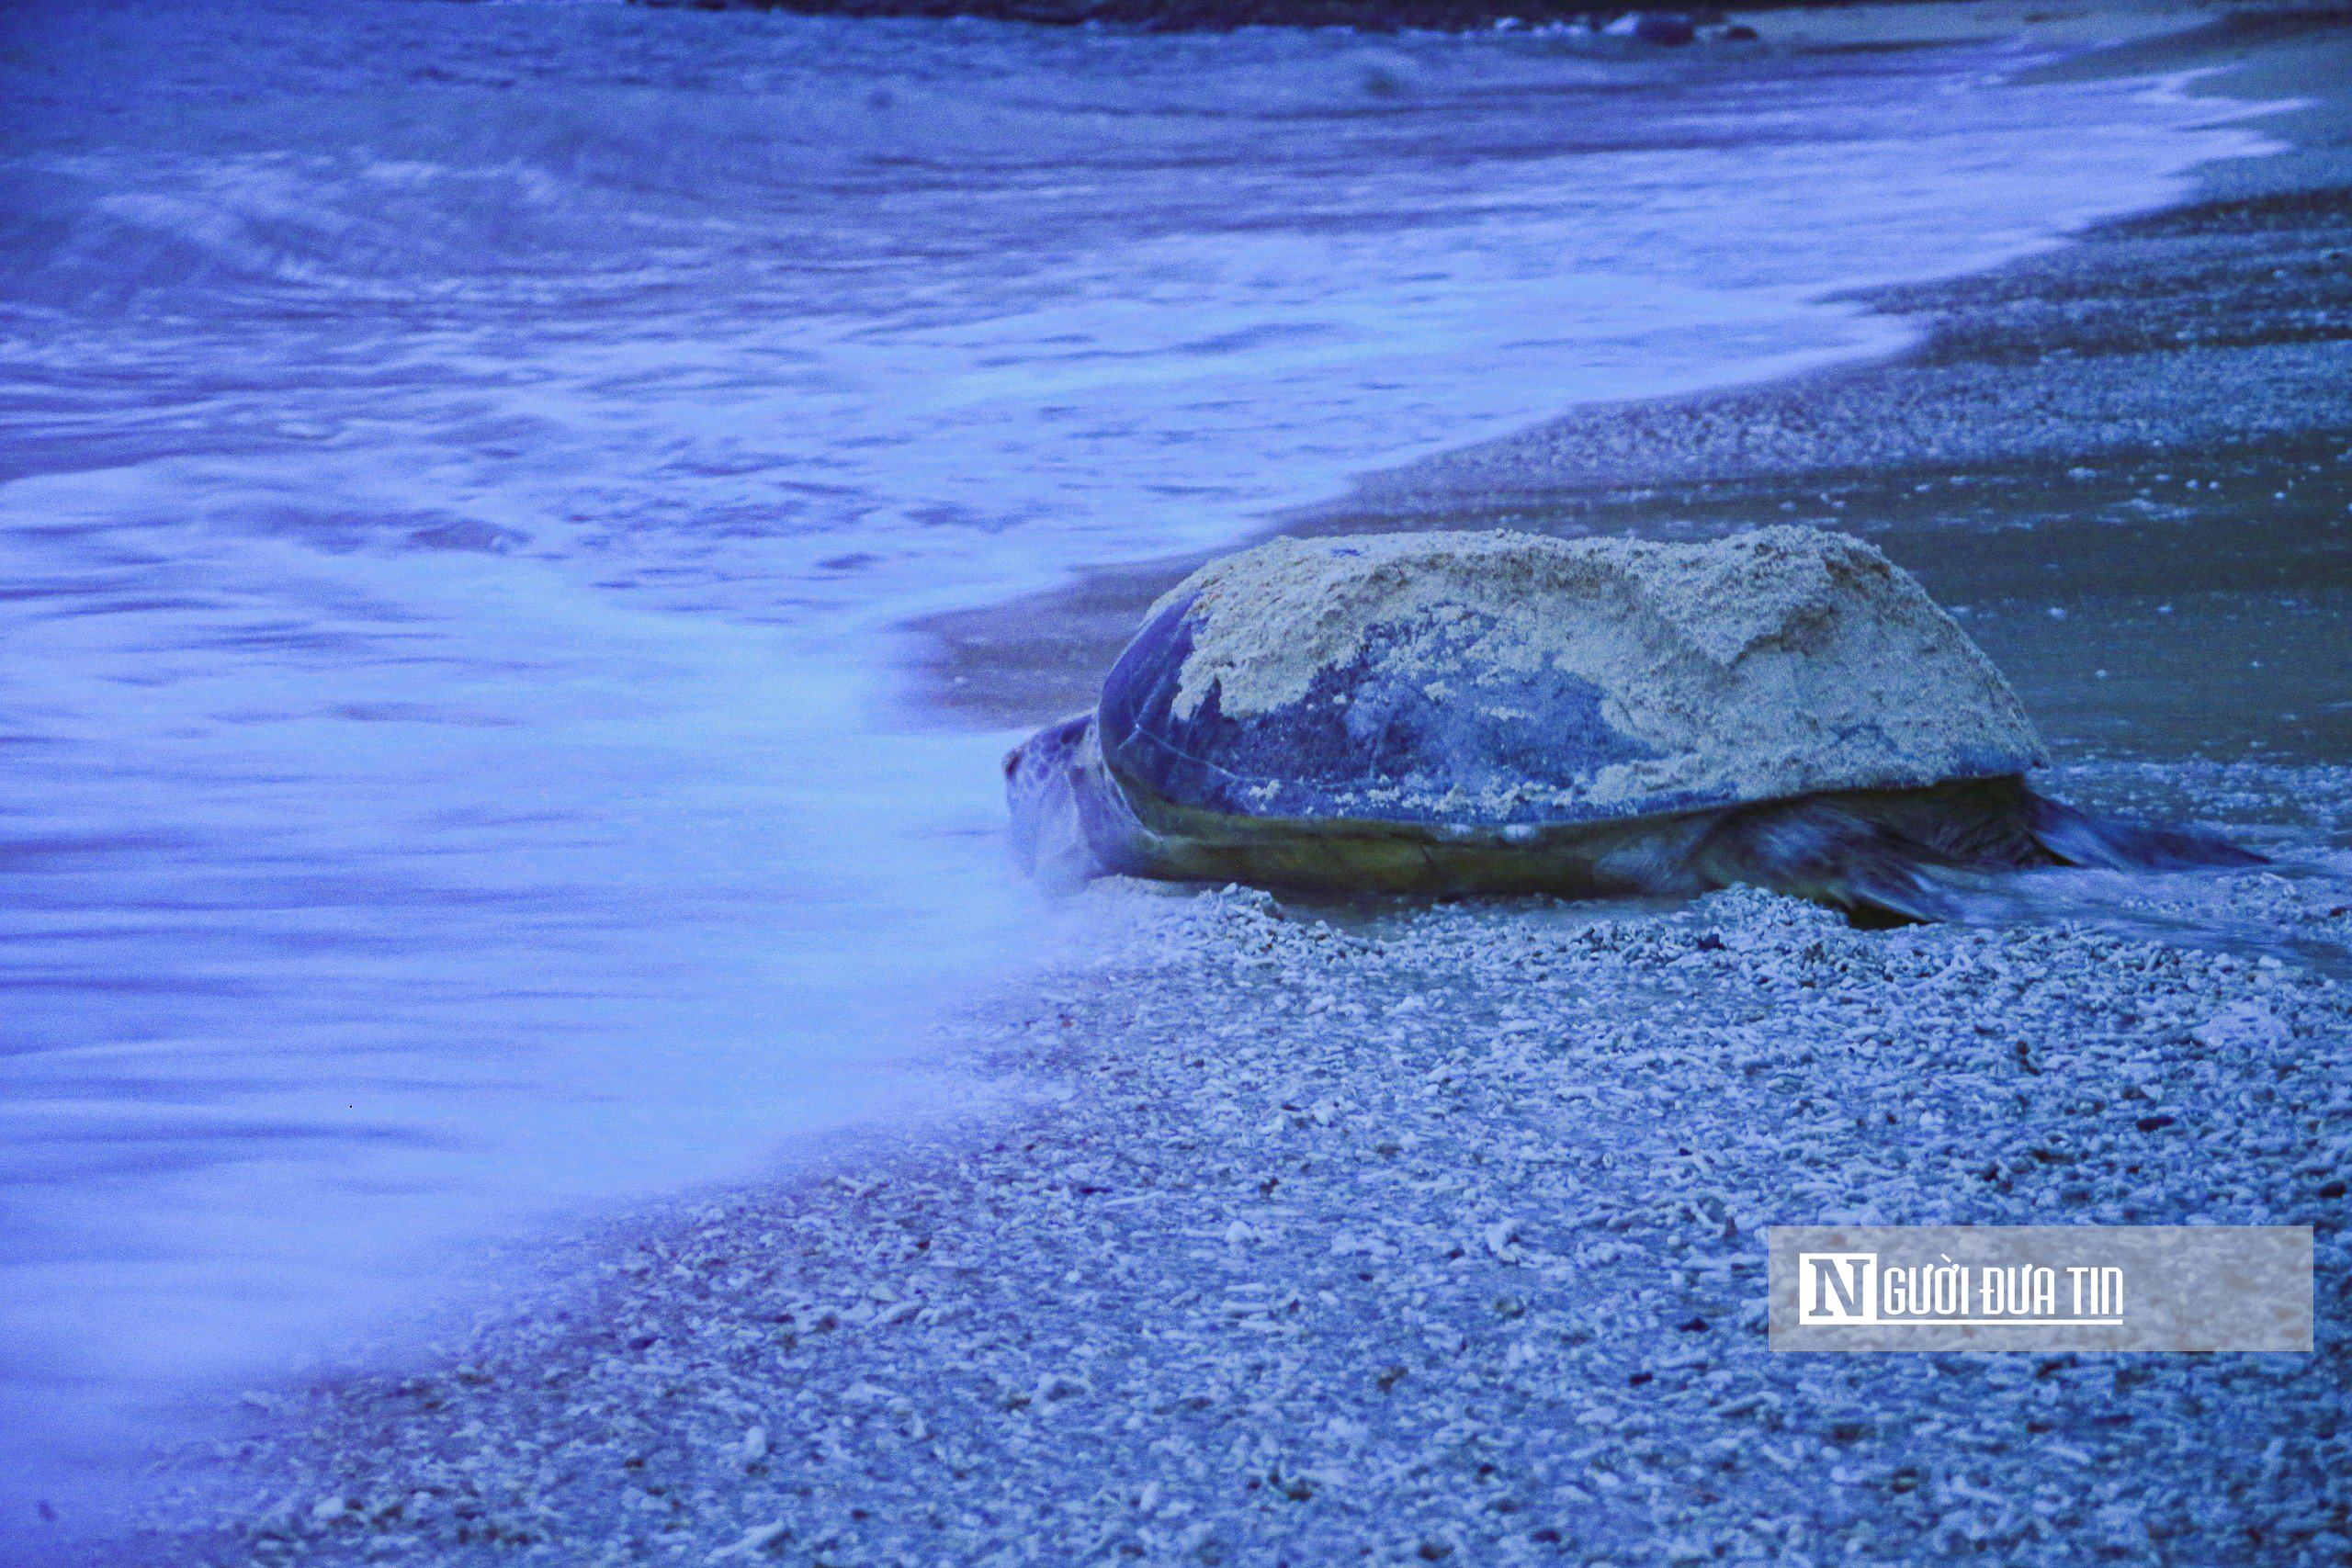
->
[912,0,2352,773]
[105,6,2352,1565]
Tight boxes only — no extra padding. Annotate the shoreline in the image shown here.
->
[108,5,2352,1564]
[912,1,2352,778]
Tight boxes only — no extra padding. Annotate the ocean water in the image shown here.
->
[0,0,2263,1521]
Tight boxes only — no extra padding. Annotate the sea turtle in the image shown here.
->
[1003,527,2256,922]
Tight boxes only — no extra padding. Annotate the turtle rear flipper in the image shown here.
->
[2024,792,2267,872]
[1695,778,2263,926]
[1691,794,1993,926]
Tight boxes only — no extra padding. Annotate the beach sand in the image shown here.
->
[117,5,2352,1564]
[134,863,2352,1565]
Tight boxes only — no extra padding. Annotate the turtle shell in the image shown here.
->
[1096,526,2044,831]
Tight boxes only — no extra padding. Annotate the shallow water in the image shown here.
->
[0,0,2266,1521]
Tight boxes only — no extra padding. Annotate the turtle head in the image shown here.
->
[1004,712,1103,888]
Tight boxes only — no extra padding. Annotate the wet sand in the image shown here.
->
[110,5,2352,1565]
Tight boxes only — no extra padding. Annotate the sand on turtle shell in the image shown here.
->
[1153,526,2045,818]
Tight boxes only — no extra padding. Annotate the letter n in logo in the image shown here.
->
[1798,1253,1878,1325]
